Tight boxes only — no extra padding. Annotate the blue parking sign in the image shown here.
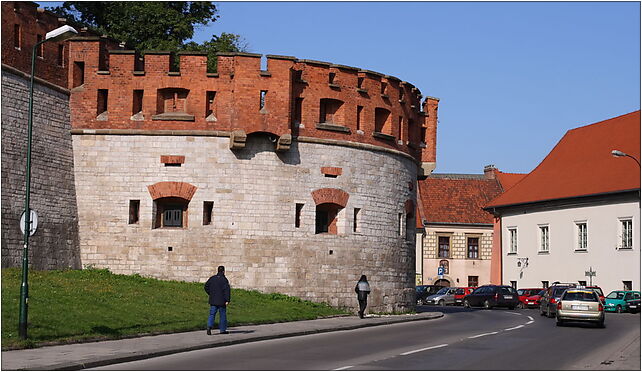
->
[437,267,444,275]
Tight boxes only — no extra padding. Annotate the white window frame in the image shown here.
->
[575,221,588,251]
[538,224,549,253]
[508,227,518,254]
[618,217,633,250]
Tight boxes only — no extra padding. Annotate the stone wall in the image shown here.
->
[1,68,81,269]
[72,133,418,313]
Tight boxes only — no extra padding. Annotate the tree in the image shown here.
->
[49,2,248,71]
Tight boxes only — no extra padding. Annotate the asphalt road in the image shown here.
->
[91,306,640,370]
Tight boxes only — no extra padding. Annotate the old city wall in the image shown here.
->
[72,134,418,312]
[1,69,81,269]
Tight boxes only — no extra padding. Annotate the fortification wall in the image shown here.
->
[1,69,81,269]
[72,134,418,312]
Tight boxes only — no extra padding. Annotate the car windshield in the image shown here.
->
[436,288,450,295]
[455,288,464,295]
[553,288,570,297]
[517,289,526,296]
[607,292,625,300]
[500,287,515,295]
[563,291,598,302]
[536,290,546,296]
[590,288,604,296]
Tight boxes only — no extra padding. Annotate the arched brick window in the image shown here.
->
[319,98,344,125]
[312,188,349,235]
[148,182,197,229]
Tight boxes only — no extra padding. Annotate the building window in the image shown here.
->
[374,107,391,134]
[438,236,450,258]
[467,237,479,259]
[260,90,267,110]
[398,116,404,142]
[468,276,479,287]
[13,24,21,49]
[508,228,518,254]
[539,225,549,253]
[295,203,304,228]
[542,281,549,289]
[133,90,144,115]
[205,91,216,119]
[329,72,336,84]
[97,89,108,117]
[128,200,140,224]
[73,61,85,88]
[315,203,342,234]
[439,260,449,274]
[510,281,517,289]
[36,34,44,57]
[153,197,188,229]
[405,210,414,241]
[356,105,363,131]
[57,44,64,66]
[203,201,213,225]
[357,77,364,88]
[576,222,588,251]
[620,218,633,249]
[381,81,387,95]
[319,98,344,125]
[623,281,632,291]
[293,98,303,125]
[353,208,360,233]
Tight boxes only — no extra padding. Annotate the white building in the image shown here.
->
[485,111,640,293]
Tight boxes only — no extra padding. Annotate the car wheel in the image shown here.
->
[517,302,524,309]
[464,300,470,308]
[556,318,564,326]
[438,299,445,306]
[616,305,623,314]
[484,300,492,309]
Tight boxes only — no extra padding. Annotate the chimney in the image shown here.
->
[484,164,497,179]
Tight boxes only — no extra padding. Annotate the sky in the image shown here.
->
[43,2,641,174]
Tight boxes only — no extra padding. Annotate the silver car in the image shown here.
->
[556,288,605,327]
[425,287,456,306]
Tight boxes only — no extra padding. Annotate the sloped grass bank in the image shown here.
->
[1,268,347,349]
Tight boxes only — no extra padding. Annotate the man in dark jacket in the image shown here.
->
[204,266,231,335]
[355,275,371,319]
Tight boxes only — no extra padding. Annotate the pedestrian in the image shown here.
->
[204,265,231,335]
[355,275,371,319]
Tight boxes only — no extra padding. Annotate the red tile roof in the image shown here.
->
[418,175,504,225]
[494,170,527,191]
[487,111,641,208]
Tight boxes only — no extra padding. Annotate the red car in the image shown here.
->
[523,289,546,308]
[454,287,476,306]
[517,288,545,308]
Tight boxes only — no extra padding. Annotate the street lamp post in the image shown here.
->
[19,25,77,340]
[611,149,641,167]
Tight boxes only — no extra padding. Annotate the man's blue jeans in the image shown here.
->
[207,305,227,332]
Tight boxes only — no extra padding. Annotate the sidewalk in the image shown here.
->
[1,312,443,370]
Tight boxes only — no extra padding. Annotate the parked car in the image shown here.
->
[540,282,577,318]
[587,286,605,303]
[556,288,605,327]
[517,288,544,308]
[523,289,546,308]
[463,285,520,309]
[604,291,641,313]
[425,287,457,306]
[416,285,441,305]
[626,298,640,314]
[454,287,476,306]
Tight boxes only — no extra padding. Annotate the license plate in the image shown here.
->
[504,295,513,299]
[572,305,589,310]
[630,305,638,309]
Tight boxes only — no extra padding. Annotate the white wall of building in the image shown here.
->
[502,199,640,293]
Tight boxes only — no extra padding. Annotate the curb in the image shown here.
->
[33,313,444,371]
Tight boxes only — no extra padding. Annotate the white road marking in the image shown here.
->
[401,343,449,356]
[505,325,525,331]
[468,331,498,339]
[528,316,534,321]
[506,312,521,315]
[526,320,534,325]
[333,366,353,371]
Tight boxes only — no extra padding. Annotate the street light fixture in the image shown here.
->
[19,24,78,340]
[611,149,641,167]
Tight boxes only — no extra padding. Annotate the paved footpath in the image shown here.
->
[1,312,442,370]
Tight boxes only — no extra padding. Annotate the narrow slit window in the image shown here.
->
[398,117,403,141]
[133,90,143,115]
[353,208,360,233]
[206,91,216,117]
[293,98,303,125]
[421,127,427,143]
[357,77,364,88]
[356,106,363,131]
[398,213,403,236]
[128,200,140,224]
[260,90,267,110]
[97,89,108,116]
[73,61,85,88]
[329,72,336,84]
[381,82,387,95]
[36,34,43,57]
[203,201,213,225]
[57,44,64,66]
[13,24,21,49]
[295,203,304,228]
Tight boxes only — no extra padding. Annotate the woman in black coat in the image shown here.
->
[355,275,371,319]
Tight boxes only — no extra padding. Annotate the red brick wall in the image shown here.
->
[68,39,440,162]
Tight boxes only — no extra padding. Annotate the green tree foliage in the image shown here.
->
[49,2,248,71]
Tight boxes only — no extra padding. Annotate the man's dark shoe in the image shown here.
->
[206,328,212,335]
[220,331,229,334]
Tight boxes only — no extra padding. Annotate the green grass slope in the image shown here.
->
[1,268,347,349]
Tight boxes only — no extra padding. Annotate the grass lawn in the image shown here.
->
[1,268,347,349]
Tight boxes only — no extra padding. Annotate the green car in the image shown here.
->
[604,291,641,313]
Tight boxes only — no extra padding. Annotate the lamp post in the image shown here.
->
[611,149,641,167]
[19,25,77,340]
